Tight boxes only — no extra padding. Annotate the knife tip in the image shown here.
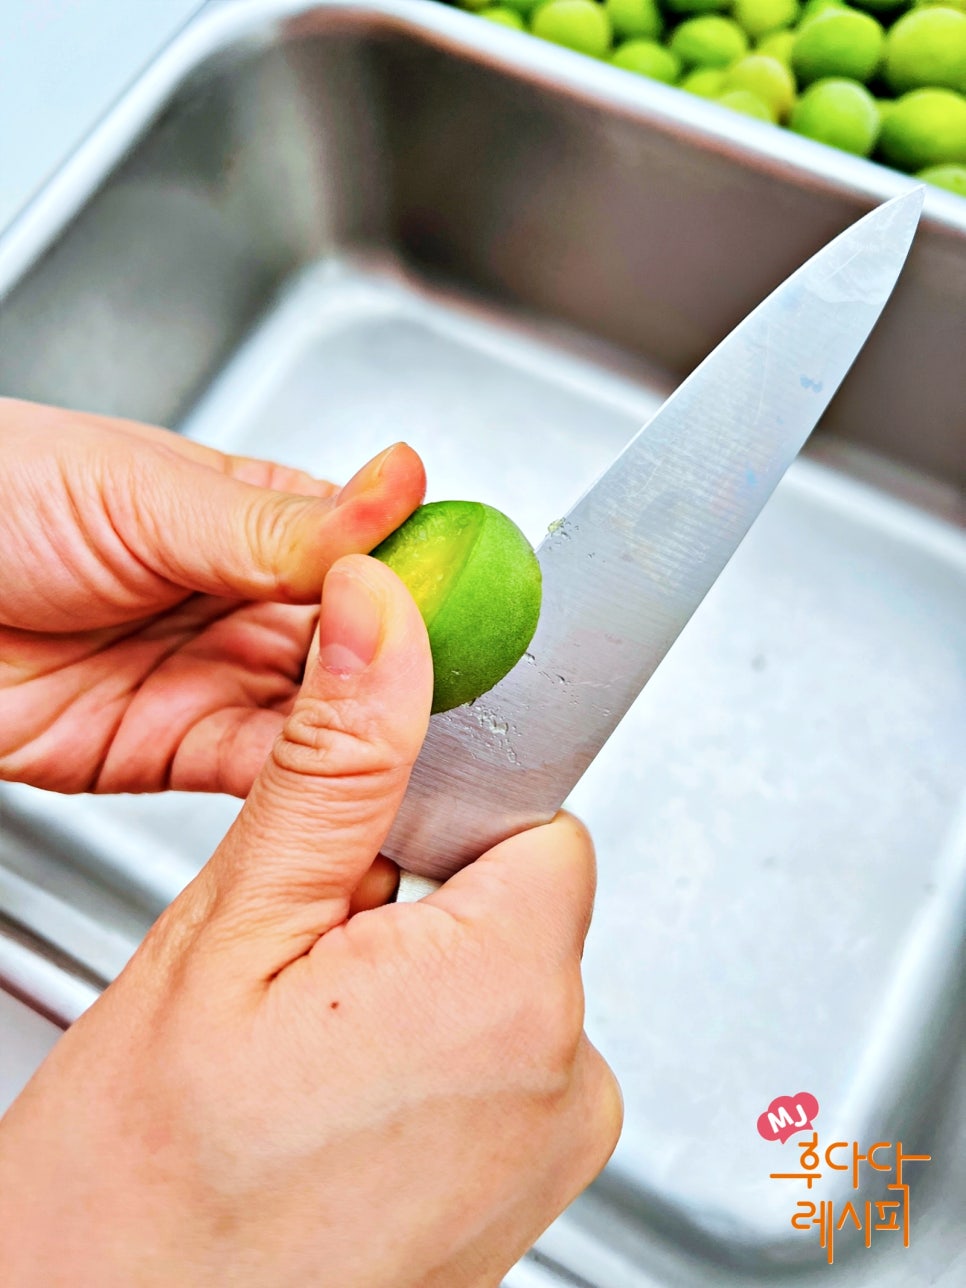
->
[874,187,925,249]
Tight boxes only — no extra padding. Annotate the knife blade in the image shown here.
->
[387,189,923,890]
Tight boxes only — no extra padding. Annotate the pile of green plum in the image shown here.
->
[454,0,966,194]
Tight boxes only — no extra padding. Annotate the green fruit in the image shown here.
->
[917,160,966,191]
[915,0,966,12]
[756,29,797,63]
[792,9,885,85]
[733,0,801,40]
[664,0,730,14]
[499,0,543,12]
[611,38,682,80]
[479,5,527,26]
[681,66,729,94]
[884,8,966,95]
[877,86,966,167]
[790,77,881,153]
[798,0,849,25]
[531,0,613,56]
[724,53,797,118]
[670,16,750,67]
[372,502,542,714]
[604,0,663,39]
[875,96,898,126]
[717,87,779,118]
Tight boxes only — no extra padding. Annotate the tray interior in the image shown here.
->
[3,251,964,1277]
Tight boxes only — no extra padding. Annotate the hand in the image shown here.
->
[0,397,424,795]
[0,554,622,1288]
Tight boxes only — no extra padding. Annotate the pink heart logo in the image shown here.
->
[757,1092,819,1143]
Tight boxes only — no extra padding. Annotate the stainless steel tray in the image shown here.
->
[0,3,964,1284]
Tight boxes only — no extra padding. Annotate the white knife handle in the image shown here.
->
[395,872,442,903]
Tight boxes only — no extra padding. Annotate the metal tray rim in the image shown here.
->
[3,0,966,305]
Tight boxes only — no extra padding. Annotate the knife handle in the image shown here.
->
[395,872,442,903]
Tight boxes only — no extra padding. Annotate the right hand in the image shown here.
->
[0,553,622,1288]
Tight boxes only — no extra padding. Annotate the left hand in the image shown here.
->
[0,397,425,796]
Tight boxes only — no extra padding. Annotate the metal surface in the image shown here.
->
[0,3,963,1285]
[0,0,204,232]
[0,925,102,1031]
[387,194,923,879]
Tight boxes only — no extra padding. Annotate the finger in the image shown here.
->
[124,441,426,603]
[425,811,598,968]
[204,555,433,974]
[92,599,318,797]
[175,443,339,502]
[215,453,338,500]
[169,707,288,797]
[348,856,400,915]
[80,404,339,495]
[7,398,340,497]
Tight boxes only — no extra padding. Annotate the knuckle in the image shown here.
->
[580,1048,625,1170]
[279,694,353,756]
[140,871,219,969]
[514,969,586,1093]
[245,493,299,583]
[274,698,407,785]
[264,702,413,844]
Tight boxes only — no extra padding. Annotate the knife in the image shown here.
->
[388,190,924,899]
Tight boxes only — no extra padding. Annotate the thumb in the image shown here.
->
[203,554,433,976]
[133,442,426,603]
